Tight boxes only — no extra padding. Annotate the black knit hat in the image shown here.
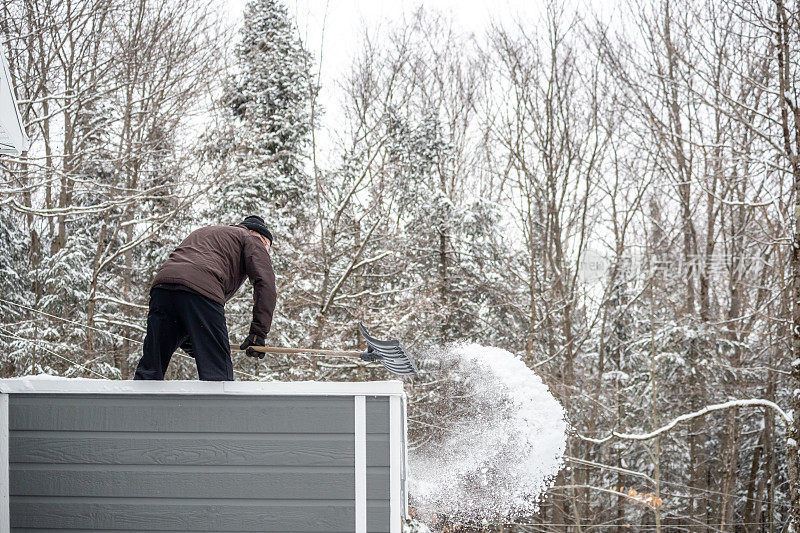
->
[239,215,273,244]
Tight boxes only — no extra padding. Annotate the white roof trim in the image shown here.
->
[0,377,405,396]
[0,42,28,155]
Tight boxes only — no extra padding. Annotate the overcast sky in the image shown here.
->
[221,0,618,163]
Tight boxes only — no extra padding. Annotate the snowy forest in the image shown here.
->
[1,0,799,530]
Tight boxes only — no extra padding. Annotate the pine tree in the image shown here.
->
[375,108,510,347]
[216,0,315,219]
[0,209,34,375]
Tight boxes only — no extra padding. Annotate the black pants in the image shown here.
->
[134,288,233,381]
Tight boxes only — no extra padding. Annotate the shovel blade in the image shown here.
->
[359,323,418,376]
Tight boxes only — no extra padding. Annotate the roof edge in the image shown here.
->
[0,377,405,396]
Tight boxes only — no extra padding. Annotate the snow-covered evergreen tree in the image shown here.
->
[380,108,508,347]
[214,0,315,219]
[0,209,34,374]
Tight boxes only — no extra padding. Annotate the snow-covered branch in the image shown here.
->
[579,399,792,444]
[320,216,387,315]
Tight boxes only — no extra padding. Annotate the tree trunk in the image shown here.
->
[742,427,765,532]
[774,0,800,527]
[717,409,739,532]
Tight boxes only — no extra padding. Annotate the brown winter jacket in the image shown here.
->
[152,225,277,337]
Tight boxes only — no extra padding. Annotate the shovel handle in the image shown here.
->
[230,344,363,358]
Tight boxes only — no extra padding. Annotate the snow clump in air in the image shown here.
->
[409,343,567,523]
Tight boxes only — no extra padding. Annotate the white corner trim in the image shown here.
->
[354,396,367,533]
[402,395,409,516]
[0,394,8,533]
[0,378,404,397]
[389,394,402,532]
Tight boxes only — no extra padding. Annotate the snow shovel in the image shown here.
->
[229,322,418,376]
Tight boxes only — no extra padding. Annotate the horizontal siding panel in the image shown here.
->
[368,500,391,533]
[366,397,389,434]
[10,432,389,467]
[9,395,354,434]
[10,498,390,532]
[10,465,389,500]
[11,527,324,533]
[8,392,398,532]
[11,527,344,533]
[367,397,391,531]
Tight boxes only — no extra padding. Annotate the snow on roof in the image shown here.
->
[0,375,404,396]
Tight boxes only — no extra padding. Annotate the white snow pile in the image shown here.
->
[409,343,567,522]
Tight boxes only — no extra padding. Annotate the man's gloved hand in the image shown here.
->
[240,333,266,359]
[180,340,195,358]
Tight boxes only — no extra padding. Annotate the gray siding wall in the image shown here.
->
[8,394,392,532]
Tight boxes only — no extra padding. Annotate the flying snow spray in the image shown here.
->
[408,344,567,525]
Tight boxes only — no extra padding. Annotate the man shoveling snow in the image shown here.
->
[134,215,277,381]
